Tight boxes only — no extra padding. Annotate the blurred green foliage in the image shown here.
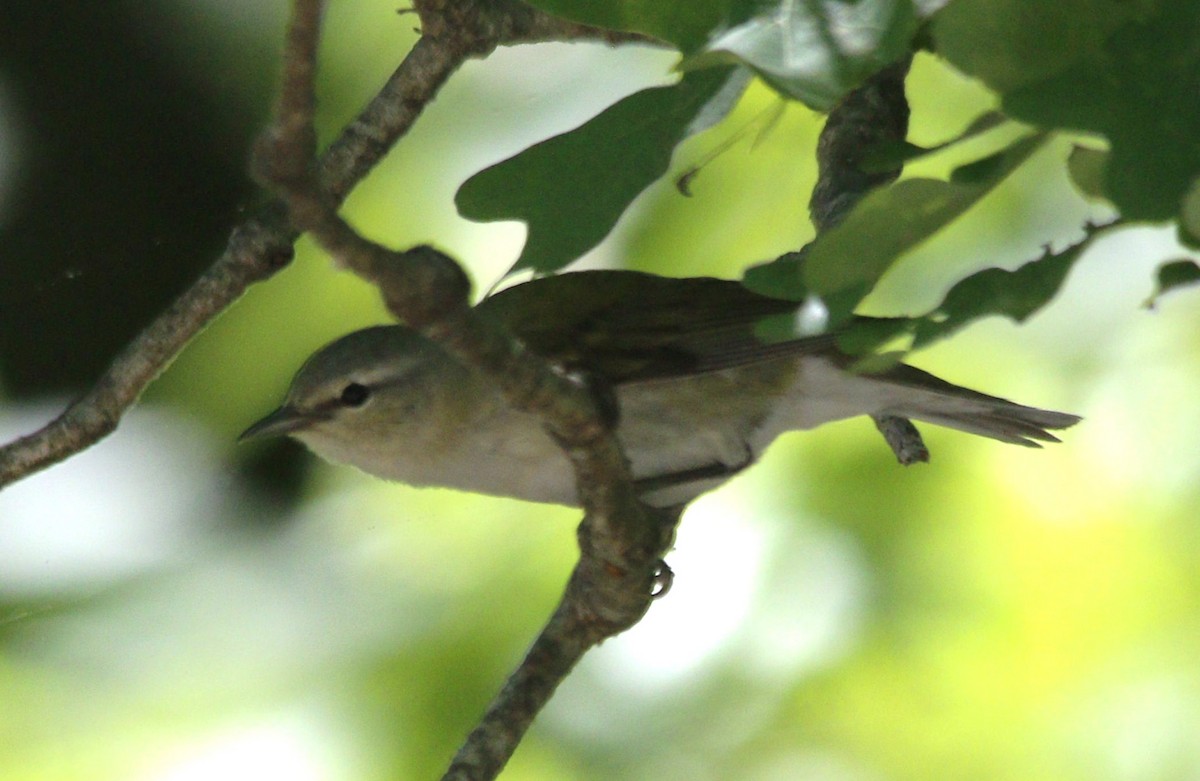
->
[1,2,1199,781]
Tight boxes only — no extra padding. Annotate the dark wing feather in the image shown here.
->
[477,271,1081,448]
[476,271,839,383]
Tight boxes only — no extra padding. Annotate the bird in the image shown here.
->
[241,270,1080,508]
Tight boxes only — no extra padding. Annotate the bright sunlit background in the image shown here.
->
[2,2,1200,780]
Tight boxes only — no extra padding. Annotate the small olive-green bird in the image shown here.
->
[241,271,1079,507]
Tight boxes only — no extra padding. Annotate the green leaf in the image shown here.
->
[742,250,809,300]
[526,1,941,110]
[455,67,746,275]
[931,0,1134,94]
[519,0,733,53]
[834,317,913,355]
[846,350,906,374]
[752,224,1107,359]
[1145,259,1200,308]
[909,228,1100,348]
[684,0,928,110]
[950,146,1018,184]
[935,1,1200,224]
[800,133,1048,322]
[1178,177,1200,248]
[861,110,1008,172]
[753,312,807,344]
[1066,145,1109,202]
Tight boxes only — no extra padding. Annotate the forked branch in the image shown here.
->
[252,2,672,779]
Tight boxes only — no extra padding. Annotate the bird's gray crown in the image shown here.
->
[287,325,443,402]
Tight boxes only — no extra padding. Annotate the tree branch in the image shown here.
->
[251,2,674,779]
[0,211,295,488]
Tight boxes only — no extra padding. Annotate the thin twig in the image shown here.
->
[0,210,294,488]
[874,415,930,465]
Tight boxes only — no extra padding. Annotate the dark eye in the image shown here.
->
[339,382,370,407]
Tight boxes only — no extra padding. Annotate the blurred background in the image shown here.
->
[2,1,1199,780]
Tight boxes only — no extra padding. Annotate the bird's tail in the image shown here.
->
[878,364,1081,447]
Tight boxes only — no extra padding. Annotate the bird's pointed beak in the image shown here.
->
[238,405,316,442]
